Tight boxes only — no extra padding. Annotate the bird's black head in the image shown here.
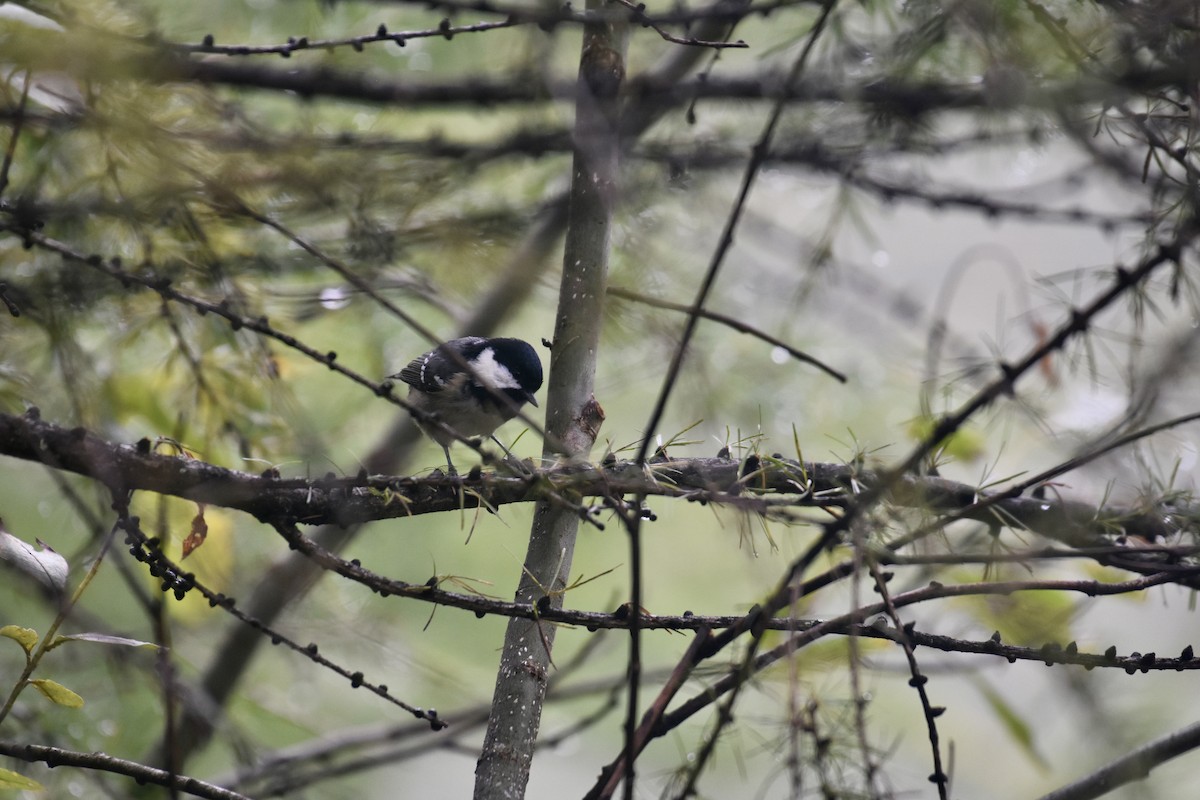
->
[482,338,543,406]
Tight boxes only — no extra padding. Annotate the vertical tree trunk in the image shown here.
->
[473,6,625,798]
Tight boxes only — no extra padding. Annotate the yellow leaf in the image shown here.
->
[30,678,84,708]
[0,766,44,790]
[906,415,987,462]
[0,624,38,654]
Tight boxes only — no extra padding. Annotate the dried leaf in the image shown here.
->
[182,503,208,559]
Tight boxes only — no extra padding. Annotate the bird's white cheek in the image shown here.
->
[471,349,520,390]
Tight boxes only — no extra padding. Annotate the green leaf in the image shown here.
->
[48,632,159,651]
[30,678,85,708]
[972,677,1048,771]
[0,624,38,654]
[0,766,43,790]
[906,415,987,462]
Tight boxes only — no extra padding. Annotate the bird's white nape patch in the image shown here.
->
[470,348,520,389]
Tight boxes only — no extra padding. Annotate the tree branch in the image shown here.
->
[1,408,1193,554]
[1038,718,1200,800]
[164,58,1115,115]
[0,740,251,800]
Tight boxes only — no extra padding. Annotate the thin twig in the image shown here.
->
[0,740,251,800]
[1037,718,1200,800]
[609,0,748,47]
[0,70,30,201]
[175,19,519,55]
[608,286,846,381]
[867,559,949,799]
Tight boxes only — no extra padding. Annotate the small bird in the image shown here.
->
[392,336,543,474]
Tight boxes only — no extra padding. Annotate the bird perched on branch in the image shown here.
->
[392,336,543,474]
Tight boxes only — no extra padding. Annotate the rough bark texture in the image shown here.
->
[472,5,624,797]
[3,409,1188,554]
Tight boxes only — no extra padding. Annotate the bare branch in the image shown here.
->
[608,285,847,382]
[3,409,1197,556]
[0,740,251,800]
[1038,718,1200,800]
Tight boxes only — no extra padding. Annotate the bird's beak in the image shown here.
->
[525,392,539,407]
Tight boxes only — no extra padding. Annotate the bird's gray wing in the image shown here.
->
[395,337,485,392]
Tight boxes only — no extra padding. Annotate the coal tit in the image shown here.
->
[392,337,543,474]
